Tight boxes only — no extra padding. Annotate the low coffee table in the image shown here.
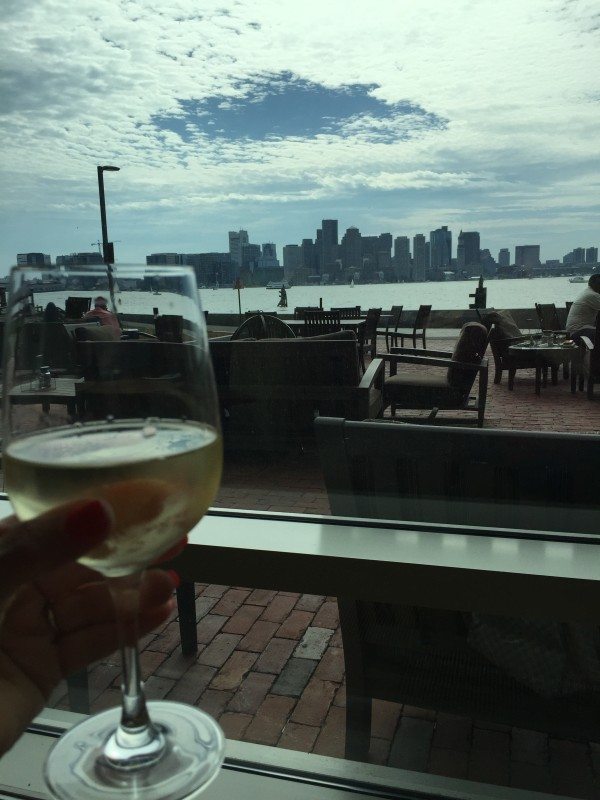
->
[508,341,577,395]
[9,376,83,416]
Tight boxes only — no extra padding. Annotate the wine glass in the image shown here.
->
[2,264,225,799]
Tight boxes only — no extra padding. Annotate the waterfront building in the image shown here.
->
[586,247,598,264]
[394,236,411,281]
[228,229,249,268]
[57,251,104,266]
[340,227,362,271]
[145,253,180,265]
[181,252,232,286]
[430,226,452,271]
[315,228,323,273]
[241,243,261,270]
[457,231,480,271]
[17,252,51,266]
[412,234,426,282]
[498,248,510,268]
[301,238,315,270]
[321,219,339,272]
[515,245,541,268]
[282,244,301,279]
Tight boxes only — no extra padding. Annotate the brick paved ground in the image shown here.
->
[44,338,600,798]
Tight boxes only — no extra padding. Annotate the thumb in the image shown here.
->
[0,499,113,603]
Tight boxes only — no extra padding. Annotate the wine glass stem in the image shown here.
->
[103,573,165,767]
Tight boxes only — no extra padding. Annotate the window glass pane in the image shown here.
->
[1,1,599,798]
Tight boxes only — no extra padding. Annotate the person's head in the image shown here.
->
[94,296,108,309]
[588,274,600,294]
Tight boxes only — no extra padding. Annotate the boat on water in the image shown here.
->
[266,281,290,290]
[349,278,355,288]
[568,276,586,283]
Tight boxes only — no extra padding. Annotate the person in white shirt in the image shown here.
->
[566,274,600,342]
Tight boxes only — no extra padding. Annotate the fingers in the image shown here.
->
[153,536,188,564]
[59,596,176,676]
[53,569,176,635]
[0,500,113,605]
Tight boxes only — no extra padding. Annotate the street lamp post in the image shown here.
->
[96,165,120,265]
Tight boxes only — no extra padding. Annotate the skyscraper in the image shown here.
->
[515,245,541,267]
[321,219,339,270]
[412,234,426,282]
[456,231,480,270]
[498,248,510,268]
[340,226,362,270]
[282,245,301,278]
[429,226,452,270]
[394,236,411,281]
[301,238,314,269]
[586,247,598,264]
[228,229,249,268]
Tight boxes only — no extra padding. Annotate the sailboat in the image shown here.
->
[350,278,355,288]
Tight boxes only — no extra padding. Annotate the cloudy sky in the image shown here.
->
[1,0,599,267]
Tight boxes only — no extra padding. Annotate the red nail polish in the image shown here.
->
[64,500,113,544]
[167,569,181,588]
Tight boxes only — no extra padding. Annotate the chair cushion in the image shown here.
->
[385,373,463,408]
[447,322,487,390]
[483,310,522,339]
[74,324,120,342]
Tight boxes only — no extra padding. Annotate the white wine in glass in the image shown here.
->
[2,264,225,799]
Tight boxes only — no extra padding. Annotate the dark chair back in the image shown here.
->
[231,314,295,340]
[331,306,362,318]
[65,296,92,319]
[413,304,432,332]
[154,314,183,343]
[316,417,600,750]
[535,303,562,331]
[446,322,488,394]
[294,306,320,319]
[14,322,76,373]
[303,310,341,337]
[363,308,381,339]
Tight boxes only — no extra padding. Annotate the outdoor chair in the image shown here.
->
[535,302,565,333]
[571,310,600,399]
[315,416,600,760]
[375,305,403,352]
[383,321,489,427]
[294,305,320,319]
[303,310,341,337]
[394,304,432,348]
[64,296,92,319]
[14,321,77,375]
[483,310,543,388]
[154,314,183,343]
[231,314,295,340]
[331,306,362,318]
[359,308,382,371]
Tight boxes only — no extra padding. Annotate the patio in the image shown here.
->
[41,337,600,798]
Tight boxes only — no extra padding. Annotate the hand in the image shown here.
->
[0,499,178,755]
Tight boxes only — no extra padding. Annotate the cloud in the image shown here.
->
[0,0,598,262]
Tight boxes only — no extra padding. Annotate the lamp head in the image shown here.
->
[99,165,120,172]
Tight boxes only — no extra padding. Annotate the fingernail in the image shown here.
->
[64,499,113,544]
[167,569,181,588]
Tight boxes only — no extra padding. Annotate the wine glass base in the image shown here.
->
[44,701,225,800]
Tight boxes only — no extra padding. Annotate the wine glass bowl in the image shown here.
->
[2,264,225,799]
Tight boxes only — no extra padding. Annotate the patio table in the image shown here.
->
[8,376,83,416]
[508,340,577,395]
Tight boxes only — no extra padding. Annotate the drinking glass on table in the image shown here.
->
[2,265,224,799]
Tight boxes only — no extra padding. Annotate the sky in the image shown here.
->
[1,0,599,268]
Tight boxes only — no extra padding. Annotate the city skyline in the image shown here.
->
[1,1,599,267]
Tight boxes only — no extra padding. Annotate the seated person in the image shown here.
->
[83,296,121,335]
[566,274,600,343]
[43,301,65,322]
